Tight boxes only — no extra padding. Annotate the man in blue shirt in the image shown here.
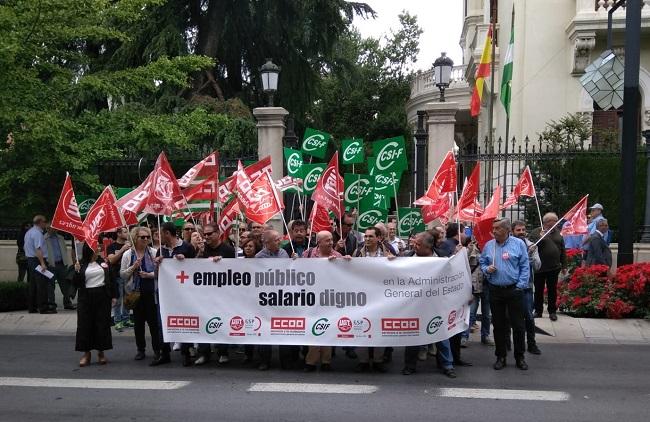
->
[479,218,530,371]
[24,215,54,314]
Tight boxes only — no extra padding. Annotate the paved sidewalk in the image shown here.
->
[2,310,650,345]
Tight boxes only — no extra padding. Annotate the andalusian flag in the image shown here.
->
[470,24,493,117]
[500,9,514,116]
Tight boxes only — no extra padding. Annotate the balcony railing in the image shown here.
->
[411,65,468,97]
[594,0,650,13]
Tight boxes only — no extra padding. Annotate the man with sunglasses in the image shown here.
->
[181,222,196,244]
[334,212,361,256]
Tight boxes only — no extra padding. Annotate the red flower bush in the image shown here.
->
[558,263,649,319]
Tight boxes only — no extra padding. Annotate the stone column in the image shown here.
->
[253,107,289,181]
[425,102,458,183]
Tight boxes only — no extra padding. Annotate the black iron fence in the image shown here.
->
[456,136,647,241]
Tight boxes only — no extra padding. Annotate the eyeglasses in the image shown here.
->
[204,232,215,236]
[183,227,195,231]
[342,223,353,227]
[138,236,151,240]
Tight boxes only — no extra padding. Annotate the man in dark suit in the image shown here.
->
[585,219,612,268]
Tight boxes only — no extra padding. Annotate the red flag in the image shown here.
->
[275,176,303,193]
[502,166,536,209]
[82,187,124,251]
[311,152,344,218]
[235,160,254,211]
[414,151,457,205]
[218,156,272,203]
[217,199,241,234]
[115,171,153,215]
[182,175,218,202]
[421,193,453,224]
[456,199,484,223]
[458,163,481,210]
[51,173,85,240]
[178,152,219,188]
[142,152,184,215]
[244,172,283,225]
[474,185,502,249]
[560,195,589,236]
[310,202,333,233]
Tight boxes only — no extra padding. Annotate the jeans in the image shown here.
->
[534,269,560,315]
[523,288,536,345]
[111,277,129,323]
[489,284,526,360]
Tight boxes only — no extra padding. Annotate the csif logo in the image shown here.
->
[303,134,327,152]
[78,198,96,216]
[376,142,403,171]
[303,167,323,192]
[206,317,223,334]
[426,316,443,335]
[359,209,382,226]
[399,211,422,232]
[344,178,371,203]
[311,318,330,336]
[374,173,395,193]
[343,140,362,161]
[287,152,303,174]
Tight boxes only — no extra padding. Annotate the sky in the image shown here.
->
[353,0,464,71]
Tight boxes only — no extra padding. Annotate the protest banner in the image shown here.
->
[158,250,472,346]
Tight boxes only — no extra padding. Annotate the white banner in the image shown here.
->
[158,250,472,346]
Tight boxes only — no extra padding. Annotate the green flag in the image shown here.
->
[301,163,326,194]
[373,171,401,199]
[76,195,97,217]
[284,148,303,178]
[301,128,330,159]
[341,138,364,164]
[398,208,425,235]
[360,191,389,211]
[500,6,514,116]
[343,173,372,209]
[367,156,376,176]
[357,204,388,231]
[372,136,407,173]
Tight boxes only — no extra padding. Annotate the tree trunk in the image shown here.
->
[191,0,228,98]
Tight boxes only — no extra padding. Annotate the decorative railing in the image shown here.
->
[594,0,650,12]
[411,65,468,96]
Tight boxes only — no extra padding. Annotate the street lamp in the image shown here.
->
[260,58,280,107]
[433,52,454,102]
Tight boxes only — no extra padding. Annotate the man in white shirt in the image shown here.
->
[24,215,54,314]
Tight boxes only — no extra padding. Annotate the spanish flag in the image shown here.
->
[470,24,493,117]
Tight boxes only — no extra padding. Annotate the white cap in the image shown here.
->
[590,203,604,210]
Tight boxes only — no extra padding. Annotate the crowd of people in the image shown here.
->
[18,202,612,374]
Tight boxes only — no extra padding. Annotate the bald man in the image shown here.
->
[255,230,290,258]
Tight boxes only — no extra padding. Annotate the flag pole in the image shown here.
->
[487,10,497,195]
[156,214,163,253]
[306,204,316,251]
[267,171,295,256]
[534,193,544,229]
[181,194,200,227]
[392,172,401,238]
[355,174,361,234]
[532,217,563,247]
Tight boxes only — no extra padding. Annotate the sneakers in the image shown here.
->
[218,355,229,364]
[194,355,209,366]
[417,349,428,361]
[114,321,125,332]
[172,342,181,351]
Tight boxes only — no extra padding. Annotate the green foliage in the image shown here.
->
[530,113,645,239]
[0,282,28,312]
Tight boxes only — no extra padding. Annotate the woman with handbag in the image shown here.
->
[73,243,116,367]
[120,226,158,362]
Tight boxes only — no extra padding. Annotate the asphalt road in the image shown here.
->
[0,335,648,422]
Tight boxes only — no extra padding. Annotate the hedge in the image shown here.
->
[0,282,28,312]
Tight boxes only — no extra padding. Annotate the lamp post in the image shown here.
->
[414,111,428,198]
[260,58,280,107]
[640,130,650,243]
[433,52,454,102]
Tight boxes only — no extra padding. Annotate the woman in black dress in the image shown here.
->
[74,243,116,367]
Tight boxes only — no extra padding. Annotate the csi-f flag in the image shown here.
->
[342,138,364,164]
[344,174,372,209]
[301,128,330,159]
[372,136,407,173]
[284,148,303,178]
[357,204,388,231]
[301,163,326,195]
[373,171,401,199]
[360,191,390,211]
[398,208,425,235]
